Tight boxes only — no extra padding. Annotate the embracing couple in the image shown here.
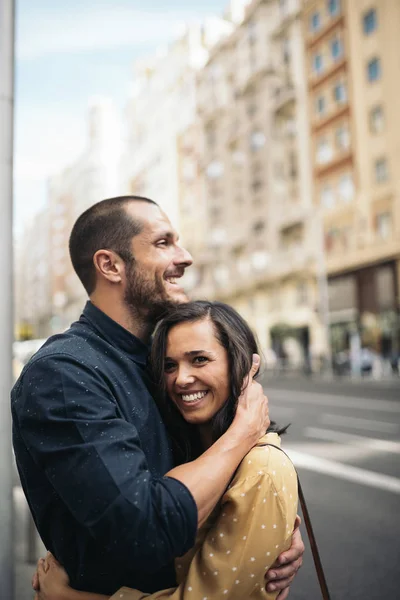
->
[12,196,304,600]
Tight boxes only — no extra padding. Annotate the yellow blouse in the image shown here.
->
[110,433,298,600]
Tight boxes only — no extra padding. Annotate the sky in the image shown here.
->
[14,0,229,234]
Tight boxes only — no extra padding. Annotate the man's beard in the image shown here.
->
[124,259,185,326]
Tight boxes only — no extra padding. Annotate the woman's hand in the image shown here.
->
[231,354,270,447]
[34,552,71,600]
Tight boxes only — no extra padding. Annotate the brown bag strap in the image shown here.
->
[261,443,331,600]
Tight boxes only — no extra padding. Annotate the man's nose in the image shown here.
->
[174,244,193,267]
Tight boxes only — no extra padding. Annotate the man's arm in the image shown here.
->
[265,516,304,599]
[16,354,268,572]
[14,354,198,573]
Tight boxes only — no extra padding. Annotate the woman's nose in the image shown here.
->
[175,367,195,388]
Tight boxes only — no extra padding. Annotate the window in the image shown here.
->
[316,95,326,116]
[250,131,266,151]
[363,9,377,35]
[375,212,392,240]
[320,185,335,209]
[279,0,288,15]
[248,20,257,44]
[253,221,265,234]
[334,82,347,103]
[316,138,333,164]
[282,38,291,65]
[289,152,297,179]
[331,37,343,61]
[251,179,263,193]
[325,227,339,253]
[336,126,350,150]
[367,57,381,82]
[338,173,354,202]
[206,127,216,148]
[313,53,324,75]
[297,282,309,306]
[370,105,384,133]
[247,103,257,117]
[375,157,389,183]
[328,0,340,16]
[206,160,224,179]
[275,161,285,180]
[310,11,321,32]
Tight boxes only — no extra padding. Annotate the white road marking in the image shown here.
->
[269,390,400,413]
[304,427,400,455]
[285,441,378,463]
[286,449,400,494]
[320,413,399,434]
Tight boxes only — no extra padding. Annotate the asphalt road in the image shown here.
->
[14,377,400,600]
[263,377,400,600]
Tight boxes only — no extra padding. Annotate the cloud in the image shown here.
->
[17,6,207,60]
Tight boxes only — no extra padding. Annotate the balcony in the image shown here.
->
[276,201,308,230]
[271,84,295,111]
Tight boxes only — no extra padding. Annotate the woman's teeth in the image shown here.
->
[181,391,207,403]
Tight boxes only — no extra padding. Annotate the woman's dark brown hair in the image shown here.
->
[151,300,286,462]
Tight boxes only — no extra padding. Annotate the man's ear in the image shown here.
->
[93,249,124,284]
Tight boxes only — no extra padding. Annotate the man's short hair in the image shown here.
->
[69,195,158,295]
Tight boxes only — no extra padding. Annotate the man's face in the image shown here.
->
[123,202,193,321]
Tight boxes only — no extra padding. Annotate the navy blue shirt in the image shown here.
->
[11,302,197,595]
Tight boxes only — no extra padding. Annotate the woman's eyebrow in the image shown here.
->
[184,350,215,357]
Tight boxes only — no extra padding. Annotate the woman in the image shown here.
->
[35,301,298,600]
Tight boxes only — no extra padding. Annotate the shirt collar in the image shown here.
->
[80,301,150,366]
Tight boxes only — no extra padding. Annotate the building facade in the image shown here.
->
[121,19,235,230]
[184,0,323,367]
[14,98,122,336]
[302,0,400,361]
[14,209,52,340]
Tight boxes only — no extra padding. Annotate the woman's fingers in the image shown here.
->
[241,353,260,392]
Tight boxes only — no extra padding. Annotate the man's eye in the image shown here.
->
[157,239,168,247]
[193,356,208,365]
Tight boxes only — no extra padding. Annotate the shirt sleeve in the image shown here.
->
[109,446,299,600]
[13,354,197,573]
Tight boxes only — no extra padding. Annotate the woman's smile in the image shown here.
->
[180,390,209,403]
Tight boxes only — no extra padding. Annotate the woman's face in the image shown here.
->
[164,317,230,425]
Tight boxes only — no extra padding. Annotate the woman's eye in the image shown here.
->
[164,362,176,372]
[193,356,208,365]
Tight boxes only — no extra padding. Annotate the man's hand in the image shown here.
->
[231,354,270,448]
[33,552,70,600]
[265,516,305,599]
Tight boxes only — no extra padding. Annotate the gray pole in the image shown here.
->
[0,0,15,598]
[316,207,332,375]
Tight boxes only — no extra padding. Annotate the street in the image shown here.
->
[263,376,400,600]
[14,377,400,600]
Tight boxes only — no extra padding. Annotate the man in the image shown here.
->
[12,196,303,599]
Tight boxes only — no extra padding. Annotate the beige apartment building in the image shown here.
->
[14,99,122,338]
[122,19,234,231]
[184,0,324,366]
[302,0,400,360]
[14,209,52,340]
